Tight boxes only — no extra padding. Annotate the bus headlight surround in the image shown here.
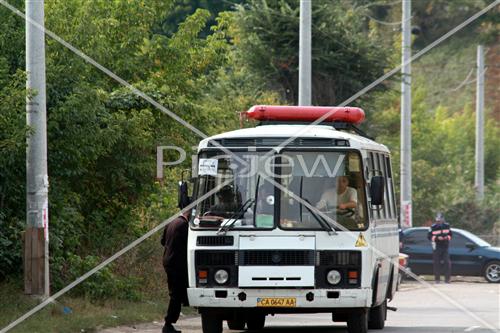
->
[327,270,341,285]
[214,269,229,285]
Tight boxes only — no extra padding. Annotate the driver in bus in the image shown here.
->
[208,185,238,215]
[316,176,357,213]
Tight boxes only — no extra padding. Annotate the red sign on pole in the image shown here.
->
[402,201,412,228]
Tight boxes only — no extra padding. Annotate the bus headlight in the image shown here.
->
[214,269,229,285]
[326,270,341,285]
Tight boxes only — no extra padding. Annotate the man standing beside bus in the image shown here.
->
[428,213,452,284]
[161,210,190,333]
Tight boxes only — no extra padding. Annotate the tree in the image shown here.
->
[0,0,234,287]
[155,0,244,37]
[371,87,500,229]
[231,0,391,106]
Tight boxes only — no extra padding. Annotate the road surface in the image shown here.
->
[101,281,499,333]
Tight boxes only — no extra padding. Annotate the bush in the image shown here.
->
[57,254,141,301]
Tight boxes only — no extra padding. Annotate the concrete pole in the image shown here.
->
[26,0,49,297]
[298,0,311,106]
[475,45,485,201]
[400,0,412,228]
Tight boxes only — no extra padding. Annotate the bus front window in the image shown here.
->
[279,151,367,231]
[193,151,275,229]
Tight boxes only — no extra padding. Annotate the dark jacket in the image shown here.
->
[428,222,452,248]
[161,215,189,275]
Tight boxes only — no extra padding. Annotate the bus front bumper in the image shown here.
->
[187,287,372,308]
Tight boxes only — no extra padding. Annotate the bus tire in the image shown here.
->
[227,318,246,330]
[347,309,368,333]
[201,310,223,333]
[368,299,387,329]
[247,313,265,330]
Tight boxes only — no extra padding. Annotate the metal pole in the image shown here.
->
[26,0,49,297]
[298,0,311,106]
[475,45,485,201]
[400,0,412,228]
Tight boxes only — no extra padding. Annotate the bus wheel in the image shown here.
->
[247,313,266,330]
[368,300,387,329]
[201,311,222,333]
[347,309,368,333]
[227,318,246,330]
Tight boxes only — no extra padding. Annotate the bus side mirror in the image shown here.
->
[370,176,385,206]
[178,180,191,209]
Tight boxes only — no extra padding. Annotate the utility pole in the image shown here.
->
[25,0,49,297]
[475,45,485,201]
[298,0,311,106]
[400,0,412,228]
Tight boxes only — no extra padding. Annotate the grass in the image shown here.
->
[0,207,197,333]
[0,243,197,333]
[0,279,174,333]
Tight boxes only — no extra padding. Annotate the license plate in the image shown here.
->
[256,297,297,308]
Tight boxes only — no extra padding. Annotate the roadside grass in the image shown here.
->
[0,242,197,333]
[0,279,166,333]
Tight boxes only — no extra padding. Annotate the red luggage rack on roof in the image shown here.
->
[243,105,372,139]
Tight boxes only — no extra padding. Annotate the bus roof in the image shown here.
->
[198,124,390,153]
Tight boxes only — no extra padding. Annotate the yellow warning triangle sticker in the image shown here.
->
[355,233,368,247]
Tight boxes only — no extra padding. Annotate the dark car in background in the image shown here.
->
[401,227,500,283]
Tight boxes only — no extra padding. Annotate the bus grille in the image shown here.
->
[196,236,234,246]
[319,251,361,266]
[239,250,315,266]
[195,251,237,266]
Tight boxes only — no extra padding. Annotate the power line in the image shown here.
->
[431,67,488,97]
[446,67,475,93]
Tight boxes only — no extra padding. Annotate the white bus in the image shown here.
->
[179,105,399,333]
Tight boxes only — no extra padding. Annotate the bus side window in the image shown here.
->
[368,152,380,220]
[375,153,387,219]
[385,155,396,219]
[379,153,390,219]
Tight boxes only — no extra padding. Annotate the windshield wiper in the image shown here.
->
[217,198,255,235]
[302,199,337,235]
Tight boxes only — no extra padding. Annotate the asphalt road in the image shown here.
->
[101,281,499,333]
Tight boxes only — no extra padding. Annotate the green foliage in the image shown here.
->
[55,254,141,301]
[155,0,243,37]
[0,278,172,333]
[45,0,172,85]
[0,0,25,74]
[371,85,500,229]
[0,0,233,287]
[1,0,498,309]
[232,0,390,105]
[411,0,500,47]
[0,68,27,277]
[443,191,499,235]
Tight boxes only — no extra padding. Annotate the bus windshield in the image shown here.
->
[193,150,367,231]
[194,150,275,229]
[278,151,367,231]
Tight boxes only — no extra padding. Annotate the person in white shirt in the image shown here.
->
[316,176,357,212]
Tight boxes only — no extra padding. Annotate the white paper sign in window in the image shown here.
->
[198,158,218,176]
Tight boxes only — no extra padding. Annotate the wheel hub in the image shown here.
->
[487,264,500,281]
